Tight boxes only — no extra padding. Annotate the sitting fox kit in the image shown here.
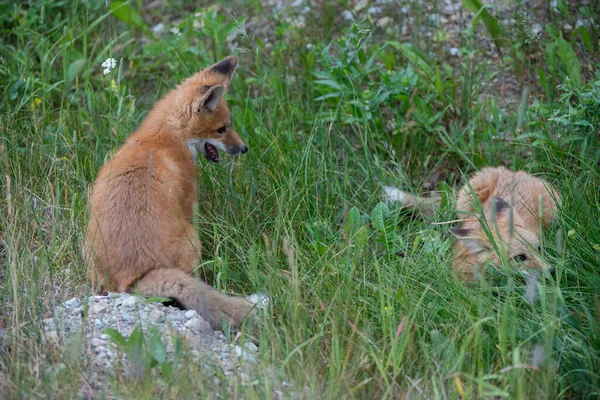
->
[86,56,259,328]
[385,166,560,280]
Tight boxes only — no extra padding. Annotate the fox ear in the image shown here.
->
[493,197,512,216]
[208,55,237,84]
[492,197,525,227]
[198,85,225,112]
[450,227,486,255]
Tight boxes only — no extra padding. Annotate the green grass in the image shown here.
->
[1,0,600,398]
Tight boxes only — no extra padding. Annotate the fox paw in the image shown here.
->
[247,293,269,310]
[382,185,407,203]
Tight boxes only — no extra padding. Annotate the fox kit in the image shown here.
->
[86,56,262,328]
[384,166,560,281]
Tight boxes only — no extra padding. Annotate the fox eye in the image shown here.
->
[217,126,227,134]
[514,254,528,262]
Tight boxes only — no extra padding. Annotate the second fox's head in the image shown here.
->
[164,55,247,163]
[450,197,550,277]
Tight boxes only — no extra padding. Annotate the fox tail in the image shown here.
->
[133,268,266,329]
[382,185,442,216]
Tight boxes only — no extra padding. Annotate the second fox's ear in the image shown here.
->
[450,227,486,255]
[208,55,238,84]
[493,198,512,216]
[198,85,225,112]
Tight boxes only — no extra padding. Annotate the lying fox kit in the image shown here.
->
[86,56,265,328]
[384,166,560,281]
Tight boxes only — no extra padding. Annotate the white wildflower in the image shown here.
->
[102,58,117,75]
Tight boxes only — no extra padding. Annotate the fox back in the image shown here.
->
[85,56,261,328]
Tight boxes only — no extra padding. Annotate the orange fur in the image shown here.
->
[388,166,560,281]
[85,56,257,328]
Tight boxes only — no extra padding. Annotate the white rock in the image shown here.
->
[244,342,258,353]
[184,309,198,319]
[89,303,106,314]
[341,10,353,21]
[64,298,80,308]
[234,345,243,358]
[185,317,211,333]
[91,338,106,347]
[149,309,164,323]
[377,17,392,28]
[122,296,137,306]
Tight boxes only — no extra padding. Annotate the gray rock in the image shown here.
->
[121,296,137,306]
[244,342,259,353]
[148,309,164,323]
[64,298,80,308]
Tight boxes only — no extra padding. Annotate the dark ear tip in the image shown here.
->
[211,56,238,76]
[493,197,511,213]
[450,227,472,238]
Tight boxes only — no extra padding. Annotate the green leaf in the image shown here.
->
[354,225,368,247]
[124,324,144,353]
[66,58,86,85]
[371,202,390,233]
[102,328,127,347]
[536,68,549,98]
[390,42,434,79]
[143,296,172,303]
[148,328,167,364]
[517,86,529,130]
[345,207,361,239]
[579,26,592,53]
[462,0,502,53]
[546,41,558,75]
[556,38,582,87]
[314,79,344,91]
[110,1,151,35]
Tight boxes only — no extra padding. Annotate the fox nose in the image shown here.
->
[241,145,248,154]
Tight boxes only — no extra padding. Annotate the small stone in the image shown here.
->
[376,17,392,28]
[234,345,243,358]
[45,331,59,343]
[341,10,353,21]
[92,338,106,347]
[149,309,164,323]
[64,298,80,308]
[563,23,572,31]
[122,296,137,306]
[184,317,211,333]
[184,310,198,319]
[449,47,459,56]
[120,311,131,322]
[244,342,258,353]
[100,334,110,340]
[89,303,106,314]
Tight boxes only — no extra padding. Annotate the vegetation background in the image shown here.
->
[1,0,599,398]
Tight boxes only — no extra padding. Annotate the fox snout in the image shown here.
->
[228,143,248,155]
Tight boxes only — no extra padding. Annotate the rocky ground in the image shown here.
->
[42,293,290,398]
